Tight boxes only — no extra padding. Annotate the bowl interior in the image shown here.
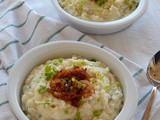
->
[8,41,138,120]
[52,0,147,26]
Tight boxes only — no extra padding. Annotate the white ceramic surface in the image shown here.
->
[8,41,138,120]
[51,0,148,34]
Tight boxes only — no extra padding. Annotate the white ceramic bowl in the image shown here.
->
[8,41,138,120]
[51,0,148,34]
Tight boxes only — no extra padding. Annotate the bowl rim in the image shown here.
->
[8,41,138,120]
[51,0,148,28]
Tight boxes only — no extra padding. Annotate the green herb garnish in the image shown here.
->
[53,60,59,65]
[58,58,63,63]
[73,63,78,67]
[45,65,51,72]
[92,80,95,84]
[77,82,82,89]
[64,78,69,81]
[53,67,58,72]
[100,74,105,80]
[80,0,86,4]
[96,0,108,6]
[36,79,40,83]
[104,84,111,92]
[116,82,121,88]
[44,100,50,108]
[93,110,101,116]
[72,78,77,82]
[132,0,136,4]
[65,0,70,3]
[97,0,102,6]
[97,97,101,102]
[64,109,69,114]
[70,86,74,91]
[80,96,84,104]
[39,85,47,93]
[74,111,82,120]
[45,71,54,81]
[129,4,133,10]
[124,0,129,4]
[81,61,86,65]
[63,79,67,83]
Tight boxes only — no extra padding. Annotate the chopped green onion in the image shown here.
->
[44,100,50,108]
[81,61,86,65]
[65,103,67,106]
[64,78,69,81]
[96,0,108,6]
[93,110,101,116]
[116,82,121,88]
[92,80,95,84]
[70,86,74,91]
[53,60,59,65]
[97,0,102,6]
[129,5,133,10]
[104,6,109,10]
[104,84,111,92]
[77,7,83,13]
[97,97,101,102]
[96,72,105,80]
[64,109,69,114]
[45,65,51,72]
[72,78,77,82]
[77,82,82,89]
[39,85,47,93]
[73,63,78,67]
[124,0,129,4]
[80,96,84,104]
[96,72,100,77]
[75,111,82,120]
[63,79,67,83]
[58,58,63,63]
[36,79,40,83]
[80,0,86,4]
[45,71,54,81]
[100,74,105,80]
[53,67,58,72]
[65,0,70,3]
[132,0,136,4]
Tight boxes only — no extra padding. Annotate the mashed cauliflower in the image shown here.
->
[21,56,123,120]
[59,0,138,22]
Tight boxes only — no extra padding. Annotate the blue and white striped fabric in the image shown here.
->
[0,0,160,120]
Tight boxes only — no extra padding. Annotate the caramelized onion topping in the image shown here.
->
[48,67,95,107]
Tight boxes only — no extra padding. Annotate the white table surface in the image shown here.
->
[25,0,160,70]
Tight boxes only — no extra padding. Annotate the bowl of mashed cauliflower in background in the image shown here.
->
[51,0,148,34]
[8,41,138,120]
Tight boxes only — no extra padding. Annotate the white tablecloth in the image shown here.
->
[25,0,160,71]
[1,0,159,119]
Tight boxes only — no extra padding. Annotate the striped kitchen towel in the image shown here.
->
[0,0,160,119]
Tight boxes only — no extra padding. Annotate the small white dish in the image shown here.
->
[8,41,138,120]
[51,0,148,34]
